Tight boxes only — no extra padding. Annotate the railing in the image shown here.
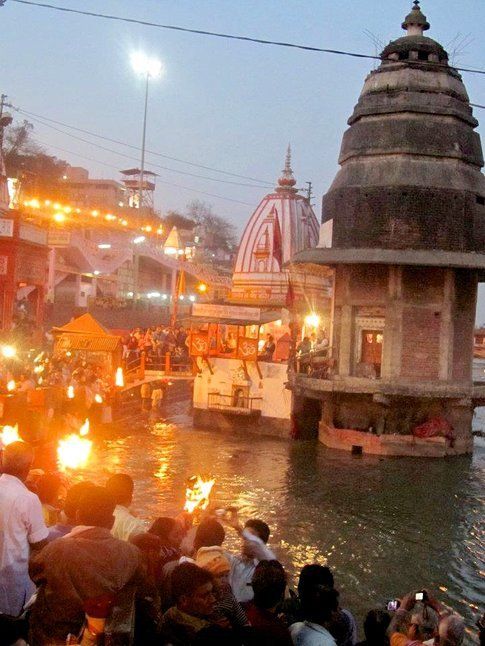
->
[123,351,193,382]
[207,392,262,415]
[296,349,334,379]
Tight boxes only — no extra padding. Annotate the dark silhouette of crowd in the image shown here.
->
[0,441,482,646]
[122,325,190,369]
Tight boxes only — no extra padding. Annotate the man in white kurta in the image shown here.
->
[0,441,48,616]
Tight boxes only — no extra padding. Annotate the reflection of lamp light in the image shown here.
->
[304,313,320,329]
[67,385,75,399]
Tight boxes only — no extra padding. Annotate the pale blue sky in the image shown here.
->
[2,0,485,317]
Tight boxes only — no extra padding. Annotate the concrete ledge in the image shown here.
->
[291,247,485,272]
[193,408,290,439]
[319,424,473,457]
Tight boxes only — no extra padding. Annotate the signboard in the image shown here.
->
[19,223,47,245]
[48,230,72,247]
[237,337,258,361]
[192,302,261,322]
[190,332,209,356]
[0,219,14,238]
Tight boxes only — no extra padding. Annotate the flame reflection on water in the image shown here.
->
[74,416,484,638]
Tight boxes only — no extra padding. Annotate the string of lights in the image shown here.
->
[6,0,485,75]
[14,107,273,186]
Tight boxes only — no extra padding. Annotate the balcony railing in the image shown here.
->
[207,392,262,415]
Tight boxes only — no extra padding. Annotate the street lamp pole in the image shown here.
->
[139,72,150,209]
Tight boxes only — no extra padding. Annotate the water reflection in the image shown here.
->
[74,414,484,636]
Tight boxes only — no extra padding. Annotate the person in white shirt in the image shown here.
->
[0,441,48,616]
[225,512,276,603]
[105,473,147,541]
[290,585,338,646]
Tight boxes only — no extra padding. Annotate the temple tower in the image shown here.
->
[292,2,485,456]
[231,147,321,306]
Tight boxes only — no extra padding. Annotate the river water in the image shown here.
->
[72,402,485,639]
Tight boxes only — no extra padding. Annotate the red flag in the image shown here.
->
[286,277,295,308]
[272,209,283,269]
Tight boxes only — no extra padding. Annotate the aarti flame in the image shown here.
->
[94,393,103,404]
[115,367,124,388]
[184,475,216,514]
[57,433,92,471]
[7,380,16,392]
[67,385,75,399]
[80,419,90,436]
[0,424,21,446]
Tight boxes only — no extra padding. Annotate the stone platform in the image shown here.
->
[319,423,473,457]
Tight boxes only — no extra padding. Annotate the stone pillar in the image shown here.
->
[438,269,454,381]
[46,248,56,303]
[74,274,83,308]
[337,267,352,376]
[382,266,402,379]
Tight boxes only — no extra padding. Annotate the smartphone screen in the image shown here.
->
[415,592,424,601]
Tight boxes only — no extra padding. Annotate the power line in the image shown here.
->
[15,108,273,186]
[471,103,485,110]
[6,0,485,75]
[32,137,257,207]
[12,109,272,189]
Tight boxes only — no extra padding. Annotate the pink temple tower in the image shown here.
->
[231,147,320,306]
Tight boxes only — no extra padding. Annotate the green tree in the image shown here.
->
[3,120,67,198]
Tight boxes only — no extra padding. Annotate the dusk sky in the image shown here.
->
[2,0,485,315]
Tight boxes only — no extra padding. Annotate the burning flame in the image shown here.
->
[94,393,103,404]
[67,385,74,399]
[115,367,124,388]
[80,419,90,436]
[0,424,21,446]
[7,380,16,392]
[33,365,44,374]
[184,475,216,514]
[57,434,92,471]
[34,351,44,363]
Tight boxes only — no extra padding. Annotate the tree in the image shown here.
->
[186,199,236,253]
[2,120,67,198]
[162,210,196,231]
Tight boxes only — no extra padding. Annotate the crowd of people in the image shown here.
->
[0,440,482,646]
[122,326,190,369]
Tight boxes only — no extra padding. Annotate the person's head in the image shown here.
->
[171,562,215,618]
[242,518,270,558]
[298,564,334,597]
[193,519,225,552]
[76,486,116,529]
[149,517,184,548]
[36,473,66,508]
[363,609,391,646]
[63,481,96,524]
[408,606,439,643]
[439,615,465,646]
[196,546,231,589]
[301,584,339,626]
[105,473,134,506]
[251,560,287,611]
[1,441,34,481]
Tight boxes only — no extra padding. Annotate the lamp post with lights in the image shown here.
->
[131,52,163,210]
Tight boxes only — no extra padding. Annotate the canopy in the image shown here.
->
[52,313,108,336]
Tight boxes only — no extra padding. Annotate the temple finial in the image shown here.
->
[402,0,430,35]
[277,144,297,192]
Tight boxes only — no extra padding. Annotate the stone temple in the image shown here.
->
[291,1,485,456]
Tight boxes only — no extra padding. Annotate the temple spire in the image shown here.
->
[276,144,297,192]
[402,0,430,36]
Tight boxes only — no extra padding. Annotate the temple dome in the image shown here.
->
[231,147,319,305]
[320,1,485,254]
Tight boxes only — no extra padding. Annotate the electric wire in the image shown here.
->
[15,110,271,190]
[6,0,485,75]
[14,108,273,186]
[32,137,258,207]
